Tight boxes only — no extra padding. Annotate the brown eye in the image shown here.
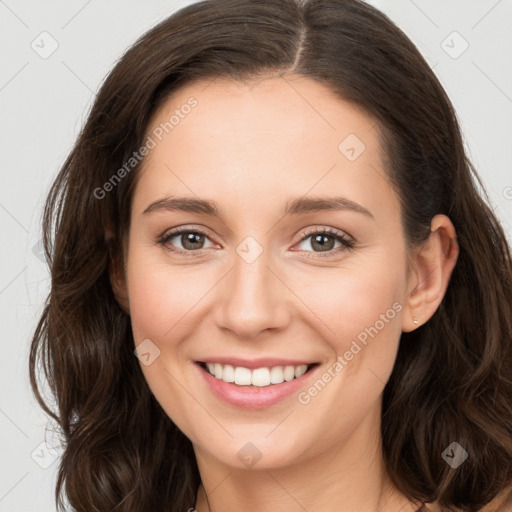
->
[308,233,336,252]
[179,232,206,250]
[159,229,215,254]
[296,228,355,257]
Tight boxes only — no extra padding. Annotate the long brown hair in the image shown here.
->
[29,0,512,510]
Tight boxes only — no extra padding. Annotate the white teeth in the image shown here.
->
[214,363,223,379]
[269,366,284,384]
[283,365,295,381]
[295,365,307,378]
[222,364,235,382]
[204,362,311,387]
[234,367,252,385]
[251,368,270,387]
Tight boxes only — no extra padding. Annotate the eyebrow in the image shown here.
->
[142,195,374,219]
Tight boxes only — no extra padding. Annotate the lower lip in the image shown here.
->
[195,362,319,409]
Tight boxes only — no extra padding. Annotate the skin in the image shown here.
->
[111,74,459,511]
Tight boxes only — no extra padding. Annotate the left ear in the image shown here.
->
[402,214,459,332]
[105,225,131,315]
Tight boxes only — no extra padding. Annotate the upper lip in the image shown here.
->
[197,357,317,369]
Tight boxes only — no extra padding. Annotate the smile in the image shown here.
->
[203,362,311,387]
[195,358,320,409]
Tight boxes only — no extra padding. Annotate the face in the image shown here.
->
[122,75,414,471]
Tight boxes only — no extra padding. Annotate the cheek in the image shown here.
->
[292,264,405,437]
[294,261,406,356]
[126,250,210,343]
[125,249,204,427]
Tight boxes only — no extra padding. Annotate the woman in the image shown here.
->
[29,0,512,510]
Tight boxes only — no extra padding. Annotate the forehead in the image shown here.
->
[147,75,377,157]
[133,75,400,228]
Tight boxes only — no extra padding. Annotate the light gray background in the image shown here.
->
[1,1,511,511]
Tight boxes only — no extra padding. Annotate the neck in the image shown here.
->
[193,404,420,512]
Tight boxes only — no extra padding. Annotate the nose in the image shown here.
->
[214,245,291,340]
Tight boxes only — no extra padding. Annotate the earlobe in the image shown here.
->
[402,214,459,332]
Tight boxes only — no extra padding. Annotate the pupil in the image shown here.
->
[313,234,334,252]
[183,232,203,250]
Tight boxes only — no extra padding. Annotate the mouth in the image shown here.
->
[194,359,321,408]
[197,361,319,387]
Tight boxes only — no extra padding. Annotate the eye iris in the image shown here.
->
[182,232,204,250]
[311,233,335,252]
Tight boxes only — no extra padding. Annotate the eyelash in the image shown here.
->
[157,226,356,259]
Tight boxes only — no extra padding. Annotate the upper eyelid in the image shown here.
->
[160,226,218,244]
[298,226,351,240]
